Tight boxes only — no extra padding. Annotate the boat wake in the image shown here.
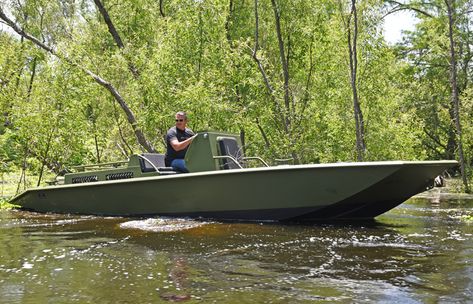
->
[119,217,211,232]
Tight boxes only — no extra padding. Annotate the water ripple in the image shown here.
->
[119,217,212,232]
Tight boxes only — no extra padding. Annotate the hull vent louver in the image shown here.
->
[106,172,134,180]
[71,175,98,184]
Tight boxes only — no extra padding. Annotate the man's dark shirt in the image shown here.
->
[165,126,195,166]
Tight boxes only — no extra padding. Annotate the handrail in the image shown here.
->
[213,155,243,169]
[73,160,129,171]
[136,154,160,173]
[242,156,269,167]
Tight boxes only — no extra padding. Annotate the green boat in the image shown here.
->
[11,131,457,221]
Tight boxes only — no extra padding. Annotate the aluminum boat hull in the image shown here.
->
[11,161,457,221]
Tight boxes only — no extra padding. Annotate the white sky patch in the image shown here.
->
[0,6,20,38]
[383,10,418,44]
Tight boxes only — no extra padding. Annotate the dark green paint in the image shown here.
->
[10,132,458,221]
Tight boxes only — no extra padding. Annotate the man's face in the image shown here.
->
[175,115,187,129]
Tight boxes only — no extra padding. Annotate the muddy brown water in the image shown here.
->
[0,197,472,303]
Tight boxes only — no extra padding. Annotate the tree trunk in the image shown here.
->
[93,0,139,78]
[252,0,284,141]
[94,129,101,163]
[252,0,274,95]
[256,117,271,148]
[112,100,134,156]
[270,0,291,134]
[295,39,315,132]
[37,127,55,186]
[445,0,470,192]
[26,57,37,99]
[240,129,246,155]
[347,0,366,161]
[159,0,165,17]
[197,7,204,78]
[270,0,299,163]
[225,0,234,43]
[93,0,124,48]
[16,146,28,195]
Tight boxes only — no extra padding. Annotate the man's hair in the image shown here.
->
[175,111,187,119]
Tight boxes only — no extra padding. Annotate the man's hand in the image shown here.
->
[170,135,196,151]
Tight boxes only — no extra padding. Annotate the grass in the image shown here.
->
[0,172,22,210]
[1,172,19,198]
[0,169,57,210]
[0,198,19,210]
[1,171,42,210]
[1,170,54,197]
[460,214,473,222]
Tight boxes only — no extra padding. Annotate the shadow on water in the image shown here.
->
[0,197,472,303]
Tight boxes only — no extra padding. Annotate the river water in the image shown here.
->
[0,198,472,303]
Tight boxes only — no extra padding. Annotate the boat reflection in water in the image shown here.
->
[11,131,457,221]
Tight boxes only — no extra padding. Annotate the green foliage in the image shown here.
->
[460,214,473,222]
[0,199,19,210]
[0,0,471,190]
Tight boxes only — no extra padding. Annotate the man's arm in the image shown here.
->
[169,134,197,151]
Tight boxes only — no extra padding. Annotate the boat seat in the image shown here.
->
[139,153,176,174]
[217,137,243,169]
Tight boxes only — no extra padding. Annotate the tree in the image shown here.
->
[0,5,156,153]
[445,0,470,192]
[389,0,471,191]
[340,0,367,161]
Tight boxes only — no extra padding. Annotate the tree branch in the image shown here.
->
[294,39,315,133]
[423,127,447,150]
[251,0,287,138]
[252,0,274,95]
[0,7,155,153]
[225,0,233,44]
[0,9,56,55]
[93,0,124,48]
[159,0,165,17]
[92,0,139,78]
[383,1,433,18]
[256,117,271,148]
[271,0,291,133]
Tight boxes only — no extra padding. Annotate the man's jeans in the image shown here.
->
[171,159,189,173]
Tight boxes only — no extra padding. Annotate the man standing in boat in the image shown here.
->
[165,111,197,172]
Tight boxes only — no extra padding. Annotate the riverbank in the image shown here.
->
[414,178,473,201]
